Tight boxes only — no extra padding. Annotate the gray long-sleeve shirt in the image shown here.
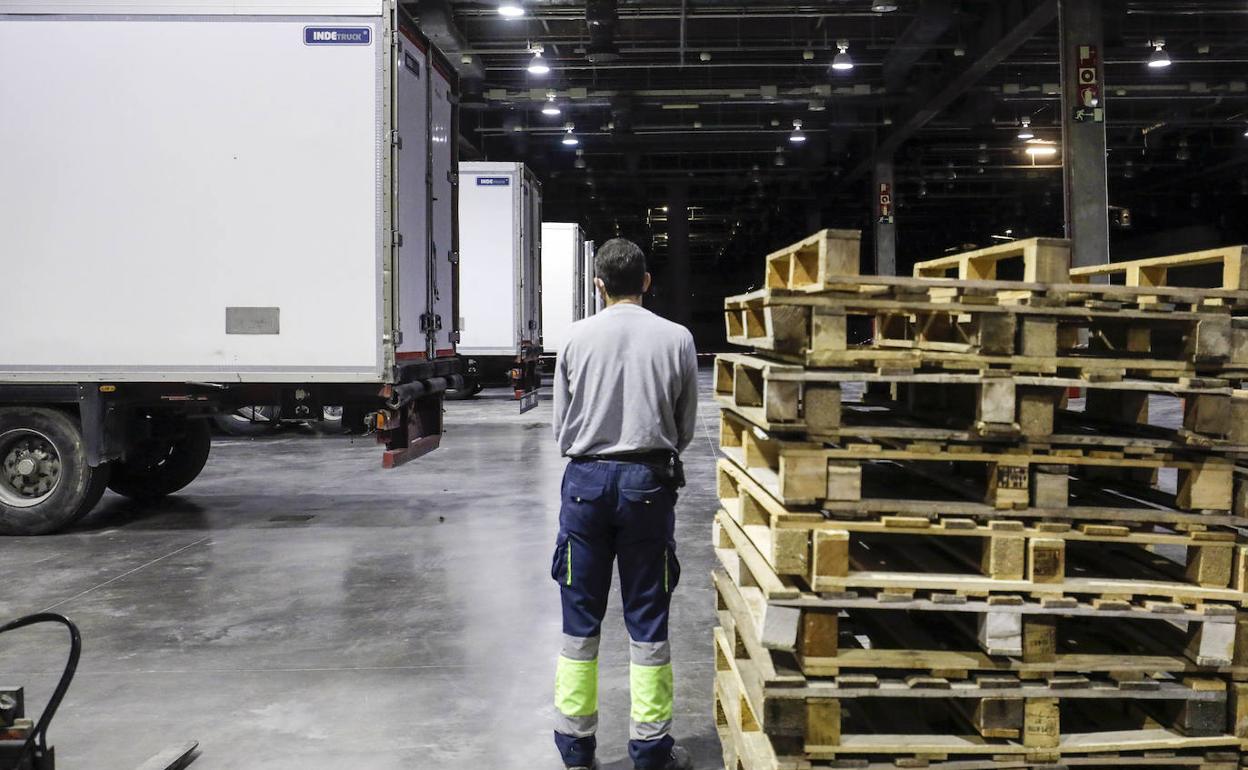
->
[553,302,699,457]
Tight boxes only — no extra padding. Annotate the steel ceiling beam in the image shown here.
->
[841,0,1060,186]
[881,0,955,91]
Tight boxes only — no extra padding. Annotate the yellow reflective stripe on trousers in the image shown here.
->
[566,541,572,586]
[629,662,674,723]
[555,656,598,717]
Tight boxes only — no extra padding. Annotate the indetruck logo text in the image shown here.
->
[304,27,372,46]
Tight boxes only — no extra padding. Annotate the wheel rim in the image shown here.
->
[0,428,63,508]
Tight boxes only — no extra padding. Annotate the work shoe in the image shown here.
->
[567,760,600,770]
[637,745,692,770]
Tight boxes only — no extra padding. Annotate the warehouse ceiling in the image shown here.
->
[411,0,1248,333]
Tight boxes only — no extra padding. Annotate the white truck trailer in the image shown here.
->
[455,162,543,402]
[0,1,461,534]
[540,223,587,354]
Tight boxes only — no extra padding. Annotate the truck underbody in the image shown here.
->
[0,358,459,536]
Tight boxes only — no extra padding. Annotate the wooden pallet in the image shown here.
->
[715,506,1246,607]
[757,271,1248,310]
[764,229,863,293]
[719,408,1237,514]
[714,625,1246,766]
[714,352,1248,448]
[914,238,1072,284]
[1071,247,1248,293]
[717,458,1247,602]
[712,561,1244,677]
[723,288,1247,378]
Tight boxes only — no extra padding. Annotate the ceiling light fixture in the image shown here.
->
[1025,140,1058,158]
[1017,116,1035,140]
[1176,137,1191,162]
[871,1,899,11]
[574,149,586,169]
[541,92,561,116]
[831,40,854,71]
[527,46,551,75]
[774,147,787,167]
[802,50,815,61]
[561,126,579,146]
[790,119,806,144]
[1148,39,1171,69]
[498,1,524,18]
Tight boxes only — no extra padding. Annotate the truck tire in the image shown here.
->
[445,377,483,400]
[338,406,369,434]
[0,407,111,536]
[108,417,212,501]
[212,406,281,437]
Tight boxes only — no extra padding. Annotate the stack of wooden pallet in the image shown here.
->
[713,230,1248,770]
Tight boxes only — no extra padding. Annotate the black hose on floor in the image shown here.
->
[0,613,80,770]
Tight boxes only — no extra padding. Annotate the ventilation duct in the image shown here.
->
[586,0,620,64]
[413,0,486,81]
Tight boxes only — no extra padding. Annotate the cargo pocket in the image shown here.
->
[551,533,571,585]
[664,542,682,593]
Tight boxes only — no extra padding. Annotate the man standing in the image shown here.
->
[551,239,698,770]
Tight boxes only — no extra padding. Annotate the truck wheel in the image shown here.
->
[212,406,281,437]
[108,418,212,501]
[0,408,111,536]
[445,377,483,400]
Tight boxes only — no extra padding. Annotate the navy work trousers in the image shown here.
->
[551,458,681,769]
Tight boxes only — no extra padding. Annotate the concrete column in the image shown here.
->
[1059,0,1110,267]
[666,182,691,326]
[873,160,897,275]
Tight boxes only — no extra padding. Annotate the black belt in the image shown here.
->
[575,450,675,466]
[572,450,685,489]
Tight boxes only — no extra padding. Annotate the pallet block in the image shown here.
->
[764,229,862,293]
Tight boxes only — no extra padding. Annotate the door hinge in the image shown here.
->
[449,251,459,265]
[391,130,402,149]
[393,330,404,345]
[420,313,443,333]
[392,230,404,247]
[452,330,461,343]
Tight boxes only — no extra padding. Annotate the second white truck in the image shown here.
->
[455,161,543,402]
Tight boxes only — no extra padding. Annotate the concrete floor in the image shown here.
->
[0,370,724,770]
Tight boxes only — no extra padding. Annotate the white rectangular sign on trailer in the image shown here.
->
[541,223,586,353]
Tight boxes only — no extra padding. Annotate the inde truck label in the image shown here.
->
[304,27,372,45]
